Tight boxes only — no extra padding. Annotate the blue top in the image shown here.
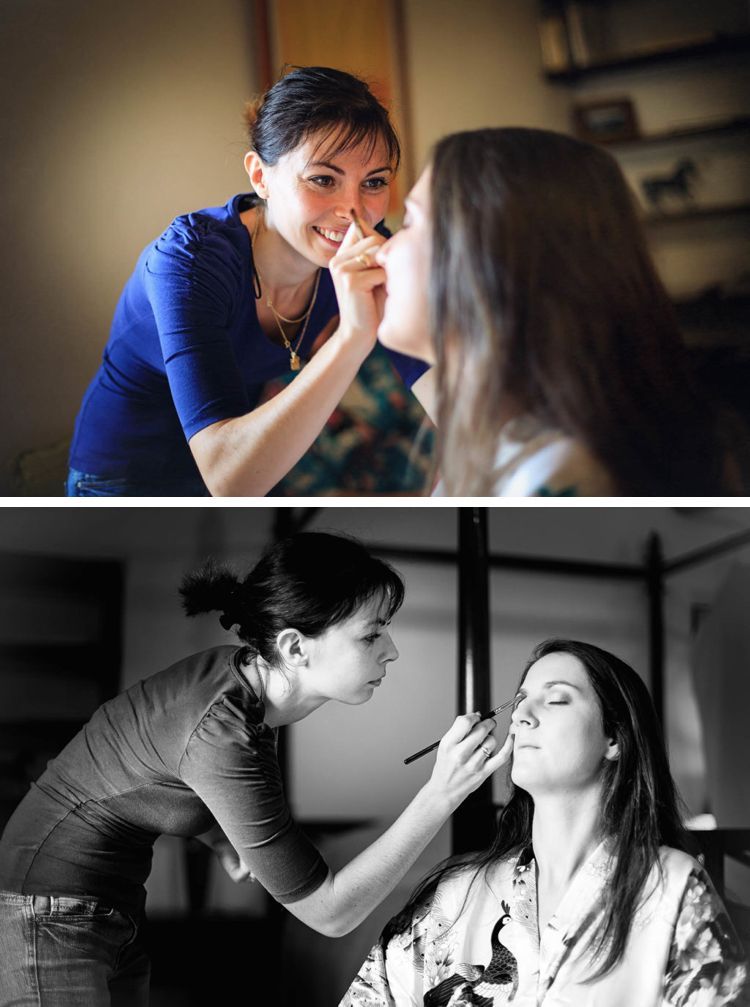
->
[69,193,425,491]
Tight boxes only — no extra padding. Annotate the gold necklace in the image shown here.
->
[267,269,321,371]
[251,213,320,370]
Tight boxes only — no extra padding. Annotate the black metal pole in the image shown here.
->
[645,532,665,732]
[452,508,496,855]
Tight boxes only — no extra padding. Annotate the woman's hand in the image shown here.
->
[329,217,387,354]
[196,822,255,883]
[425,713,514,813]
[214,839,255,884]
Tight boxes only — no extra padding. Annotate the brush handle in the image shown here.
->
[403,698,516,765]
[349,207,365,240]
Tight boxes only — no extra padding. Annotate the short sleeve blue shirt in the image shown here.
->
[69,193,425,490]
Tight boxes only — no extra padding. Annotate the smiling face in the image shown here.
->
[302,596,399,706]
[246,129,393,268]
[510,652,619,798]
[375,166,433,363]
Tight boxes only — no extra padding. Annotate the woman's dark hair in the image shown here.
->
[384,638,689,980]
[179,530,404,664]
[244,65,400,169]
[428,127,734,496]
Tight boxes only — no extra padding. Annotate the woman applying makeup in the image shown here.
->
[66,67,424,496]
[0,531,509,1005]
[342,640,748,1005]
[373,127,743,496]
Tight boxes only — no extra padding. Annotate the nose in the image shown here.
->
[380,631,399,664]
[334,190,366,226]
[511,696,537,728]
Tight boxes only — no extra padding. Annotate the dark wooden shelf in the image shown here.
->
[643,202,750,226]
[603,115,750,150]
[546,32,750,83]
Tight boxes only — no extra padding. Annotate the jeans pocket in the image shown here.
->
[34,899,123,956]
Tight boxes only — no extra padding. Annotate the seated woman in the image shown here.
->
[372,128,744,496]
[341,639,748,1006]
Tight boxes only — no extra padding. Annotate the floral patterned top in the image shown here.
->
[340,844,748,1007]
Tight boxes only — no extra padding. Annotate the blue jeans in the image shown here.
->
[0,892,149,1006]
[66,468,209,497]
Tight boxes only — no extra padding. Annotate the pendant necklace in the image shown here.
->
[251,213,320,372]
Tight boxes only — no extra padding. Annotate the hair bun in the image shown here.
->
[179,561,240,619]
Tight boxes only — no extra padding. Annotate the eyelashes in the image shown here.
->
[306,176,389,190]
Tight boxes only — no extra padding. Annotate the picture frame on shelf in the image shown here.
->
[573,98,639,145]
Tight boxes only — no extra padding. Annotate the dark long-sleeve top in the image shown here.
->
[0,646,328,917]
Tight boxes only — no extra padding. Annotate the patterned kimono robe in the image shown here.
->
[341,844,748,1007]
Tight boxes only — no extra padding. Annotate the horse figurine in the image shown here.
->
[641,158,698,210]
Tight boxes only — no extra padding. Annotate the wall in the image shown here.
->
[0,0,257,494]
[403,0,570,175]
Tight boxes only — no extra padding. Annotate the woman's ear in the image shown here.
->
[604,736,620,763]
[244,151,270,199]
[275,627,308,667]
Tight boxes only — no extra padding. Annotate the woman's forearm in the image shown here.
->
[189,324,369,496]
[284,717,512,938]
[285,781,452,938]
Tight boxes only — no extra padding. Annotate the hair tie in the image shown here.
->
[219,584,242,631]
[219,610,238,631]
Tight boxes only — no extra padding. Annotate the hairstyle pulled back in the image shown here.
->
[243,65,400,169]
[179,530,404,664]
[428,127,730,496]
[383,638,688,981]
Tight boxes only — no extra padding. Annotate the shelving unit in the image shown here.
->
[537,0,750,341]
[644,201,750,226]
[544,30,750,83]
[605,114,750,151]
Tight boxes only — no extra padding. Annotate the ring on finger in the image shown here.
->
[356,253,372,268]
[480,744,492,760]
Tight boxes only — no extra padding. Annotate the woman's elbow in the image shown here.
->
[189,420,260,496]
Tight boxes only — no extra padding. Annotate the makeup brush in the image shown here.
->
[349,207,365,239]
[403,696,517,765]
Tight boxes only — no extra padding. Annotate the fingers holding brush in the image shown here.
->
[425,713,501,811]
[329,209,387,349]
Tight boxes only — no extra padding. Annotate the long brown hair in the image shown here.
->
[429,127,733,495]
[383,639,690,980]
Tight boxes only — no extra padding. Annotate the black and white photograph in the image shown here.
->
[0,506,748,1004]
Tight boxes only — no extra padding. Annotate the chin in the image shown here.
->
[377,319,431,362]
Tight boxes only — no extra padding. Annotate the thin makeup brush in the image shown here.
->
[403,696,517,765]
[349,207,365,239]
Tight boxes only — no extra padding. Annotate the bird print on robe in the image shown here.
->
[423,901,519,1005]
